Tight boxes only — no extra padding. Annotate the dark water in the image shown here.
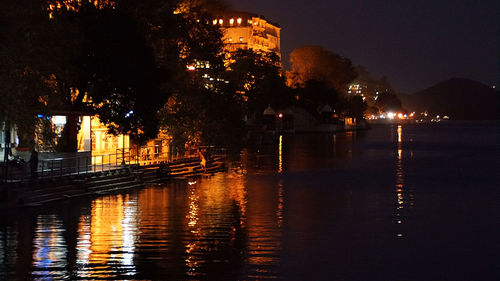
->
[1,122,499,280]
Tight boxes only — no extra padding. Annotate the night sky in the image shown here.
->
[226,0,497,93]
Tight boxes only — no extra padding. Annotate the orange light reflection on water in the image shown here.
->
[76,194,138,278]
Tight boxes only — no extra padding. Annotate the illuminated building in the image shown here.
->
[214,11,281,62]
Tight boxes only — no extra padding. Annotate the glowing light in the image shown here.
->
[387,112,395,119]
[229,18,234,25]
[219,19,223,25]
[187,65,196,71]
[278,113,283,118]
[237,18,242,24]
[52,115,67,125]
[397,125,402,143]
[212,19,217,25]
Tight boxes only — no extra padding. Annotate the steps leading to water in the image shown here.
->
[1,155,227,208]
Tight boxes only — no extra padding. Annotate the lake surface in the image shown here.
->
[1,122,498,280]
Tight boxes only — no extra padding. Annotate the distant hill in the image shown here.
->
[399,78,499,120]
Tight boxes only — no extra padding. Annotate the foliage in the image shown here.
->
[0,0,53,147]
[296,79,341,110]
[159,84,244,151]
[375,92,402,112]
[287,46,357,93]
[344,96,368,118]
[224,49,294,118]
[36,118,58,151]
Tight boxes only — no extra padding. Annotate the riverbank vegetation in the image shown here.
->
[1,0,402,153]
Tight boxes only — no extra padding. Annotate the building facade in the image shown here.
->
[213,11,281,60]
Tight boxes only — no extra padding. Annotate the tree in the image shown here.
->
[225,49,293,119]
[0,0,52,149]
[351,65,395,104]
[3,0,231,152]
[157,1,245,151]
[344,96,368,118]
[375,92,402,112]
[297,79,341,109]
[287,46,357,93]
[35,3,165,151]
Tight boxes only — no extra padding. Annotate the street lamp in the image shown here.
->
[122,110,134,166]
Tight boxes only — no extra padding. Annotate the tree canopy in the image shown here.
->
[224,49,293,117]
[1,0,230,151]
[287,46,357,93]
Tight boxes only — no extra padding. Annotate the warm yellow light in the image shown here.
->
[219,19,223,25]
[229,18,234,25]
[237,18,242,24]
[212,19,217,25]
[187,65,196,71]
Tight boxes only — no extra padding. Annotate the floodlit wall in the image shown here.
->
[214,12,281,61]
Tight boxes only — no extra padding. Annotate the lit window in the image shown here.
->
[237,18,242,24]
[248,19,252,24]
[229,18,234,25]
[239,37,244,42]
[212,19,217,25]
[219,19,223,25]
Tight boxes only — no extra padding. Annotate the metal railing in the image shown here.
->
[0,145,227,183]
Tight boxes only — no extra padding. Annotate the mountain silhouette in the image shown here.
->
[399,78,498,120]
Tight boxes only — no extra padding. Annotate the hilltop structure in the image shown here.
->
[213,11,281,63]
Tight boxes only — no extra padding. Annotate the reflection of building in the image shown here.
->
[214,11,281,60]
